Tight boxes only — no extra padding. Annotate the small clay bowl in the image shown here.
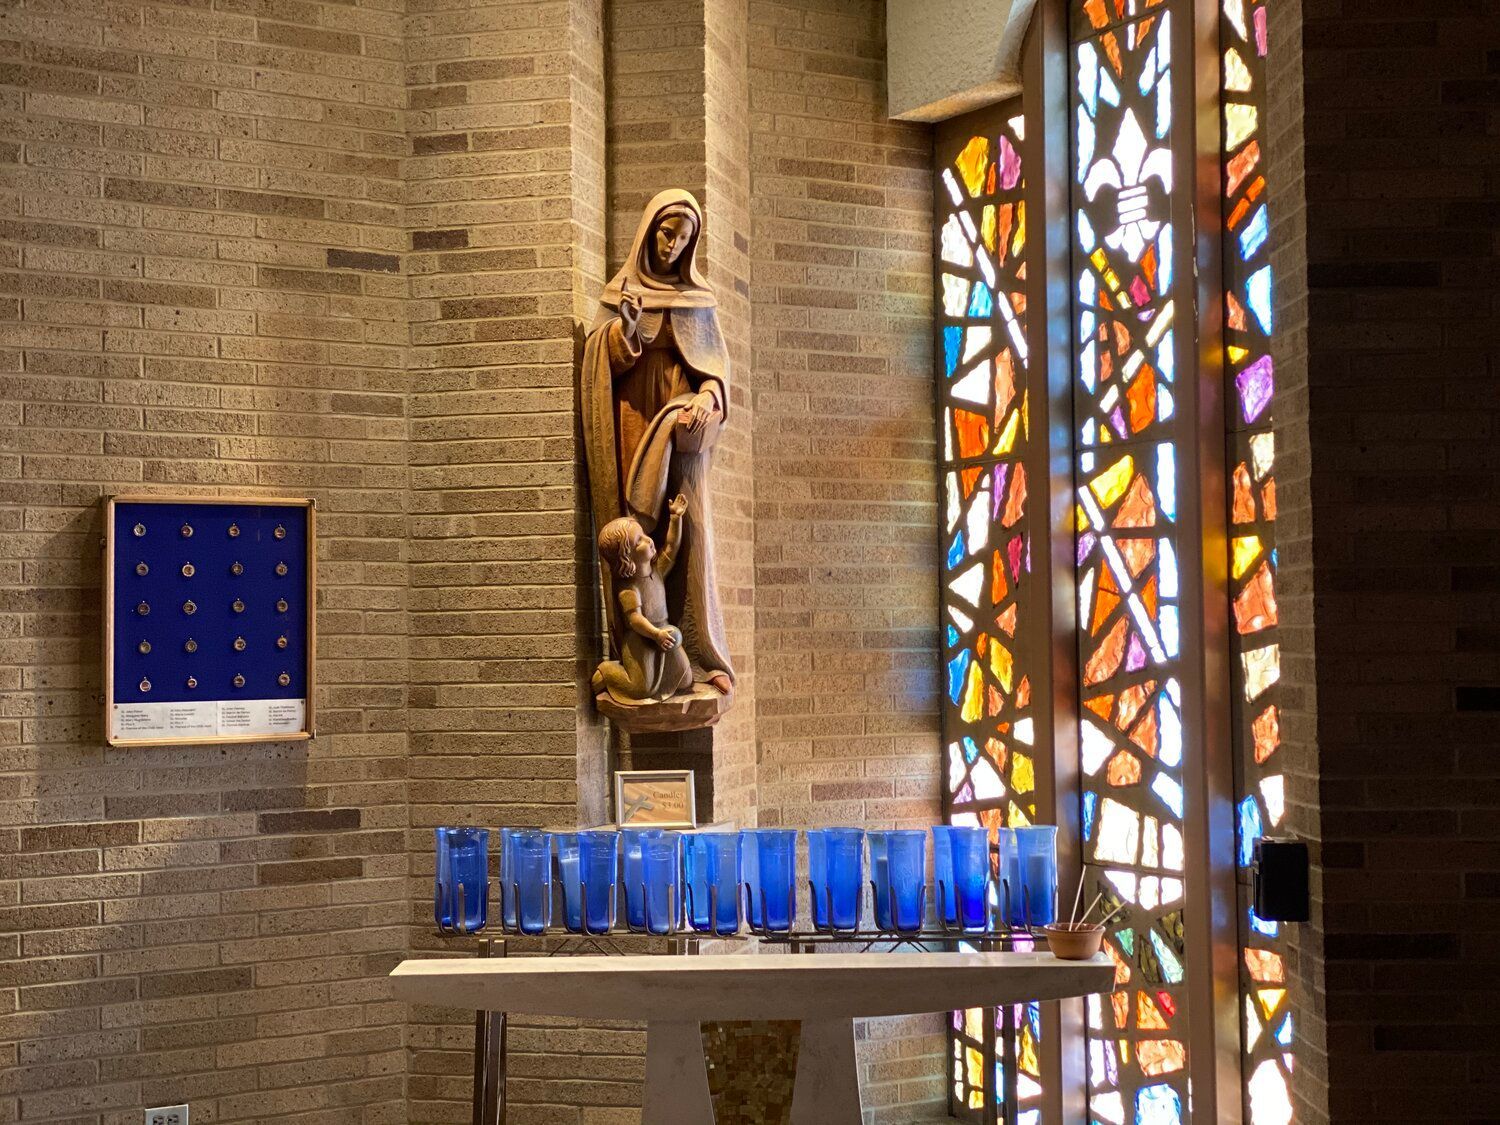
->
[1045,922,1105,960]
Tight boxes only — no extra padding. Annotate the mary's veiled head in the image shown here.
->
[647,205,698,277]
[598,191,714,314]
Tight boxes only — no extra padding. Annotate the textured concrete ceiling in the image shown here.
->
[887,0,1038,122]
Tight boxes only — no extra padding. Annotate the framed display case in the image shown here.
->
[614,769,697,829]
[102,495,315,747]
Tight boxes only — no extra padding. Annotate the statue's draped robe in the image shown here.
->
[579,189,736,689]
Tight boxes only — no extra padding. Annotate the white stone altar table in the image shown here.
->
[391,950,1114,1124]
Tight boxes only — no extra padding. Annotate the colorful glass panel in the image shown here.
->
[1222,1,1292,1121]
[940,108,1037,839]
[1072,8,1192,1121]
[940,1,1289,1118]
[939,107,1042,1123]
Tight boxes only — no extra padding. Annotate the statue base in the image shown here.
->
[595,682,732,734]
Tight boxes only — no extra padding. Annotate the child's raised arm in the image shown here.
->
[657,493,687,576]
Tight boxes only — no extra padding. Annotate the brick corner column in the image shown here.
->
[1269,1,1500,1121]
[404,0,615,1113]
[603,0,757,827]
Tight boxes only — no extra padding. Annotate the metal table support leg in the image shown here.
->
[464,929,711,1124]
[472,937,507,1125]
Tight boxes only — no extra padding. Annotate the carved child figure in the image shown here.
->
[591,494,694,704]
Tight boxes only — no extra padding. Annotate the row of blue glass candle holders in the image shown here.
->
[434,825,1059,937]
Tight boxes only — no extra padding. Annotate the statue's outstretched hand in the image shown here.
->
[668,493,688,519]
[618,280,642,339]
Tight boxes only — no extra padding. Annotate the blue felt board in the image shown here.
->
[111,501,309,705]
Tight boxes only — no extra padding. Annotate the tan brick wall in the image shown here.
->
[0,0,411,1120]
[1267,0,1500,1119]
[701,0,758,825]
[1263,0,1327,1119]
[0,0,947,1120]
[604,0,757,827]
[746,1,944,1118]
[605,0,709,267]
[403,0,622,1120]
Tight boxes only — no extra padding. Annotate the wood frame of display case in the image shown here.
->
[101,494,316,747]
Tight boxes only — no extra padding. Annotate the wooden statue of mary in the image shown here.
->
[579,189,736,716]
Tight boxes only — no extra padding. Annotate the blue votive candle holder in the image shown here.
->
[579,830,618,933]
[555,832,584,933]
[753,829,797,933]
[931,825,957,927]
[997,827,1024,925]
[1014,825,1058,926]
[808,828,864,931]
[685,831,741,935]
[739,829,760,927]
[622,828,656,931]
[642,830,683,935]
[868,831,892,930]
[885,829,926,932]
[434,826,489,933]
[499,828,520,931]
[949,825,991,931]
[807,828,829,929]
[513,830,551,935]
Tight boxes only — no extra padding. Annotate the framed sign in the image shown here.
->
[103,495,315,747]
[614,769,697,829]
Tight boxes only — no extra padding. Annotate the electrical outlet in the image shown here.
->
[145,1106,188,1125]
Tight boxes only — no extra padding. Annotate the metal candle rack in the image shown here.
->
[434,879,485,937]
[485,879,727,938]
[745,875,1048,947]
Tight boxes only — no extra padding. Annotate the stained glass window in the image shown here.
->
[1071,4,1192,1122]
[1222,2,1293,1123]
[939,111,1036,837]
[937,107,1046,1123]
[936,2,1290,1120]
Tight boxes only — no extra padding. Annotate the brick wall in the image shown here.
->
[701,0,758,825]
[746,1,944,1118]
[0,0,947,1121]
[604,0,758,825]
[0,0,411,1120]
[403,0,618,1119]
[1265,0,1327,1119]
[1272,2,1500,1121]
